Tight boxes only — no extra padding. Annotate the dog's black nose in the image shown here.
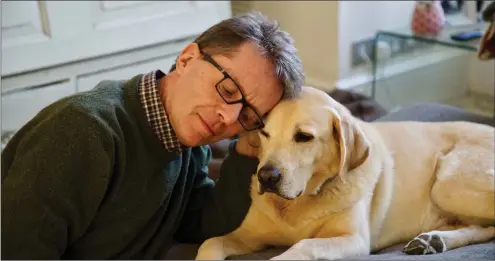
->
[258,165,281,189]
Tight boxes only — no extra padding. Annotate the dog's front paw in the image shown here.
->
[195,249,223,260]
[270,249,312,260]
[195,238,226,260]
[194,251,220,260]
[403,233,446,255]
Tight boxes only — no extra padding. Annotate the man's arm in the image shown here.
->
[173,140,259,244]
[1,108,113,259]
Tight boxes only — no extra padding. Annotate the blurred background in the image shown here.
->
[1,0,494,142]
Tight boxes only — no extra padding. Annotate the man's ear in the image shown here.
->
[175,43,201,75]
[329,107,370,182]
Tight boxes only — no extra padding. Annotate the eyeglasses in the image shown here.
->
[201,51,265,131]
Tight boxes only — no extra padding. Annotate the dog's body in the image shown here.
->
[196,87,495,260]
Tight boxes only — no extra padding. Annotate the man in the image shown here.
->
[1,12,304,259]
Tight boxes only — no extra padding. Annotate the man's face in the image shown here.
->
[163,41,284,147]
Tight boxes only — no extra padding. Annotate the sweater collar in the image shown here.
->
[138,70,185,153]
[123,74,186,163]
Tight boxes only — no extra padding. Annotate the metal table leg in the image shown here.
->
[371,32,382,100]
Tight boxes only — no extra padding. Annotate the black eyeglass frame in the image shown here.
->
[200,50,265,131]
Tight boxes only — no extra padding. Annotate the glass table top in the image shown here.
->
[376,23,489,52]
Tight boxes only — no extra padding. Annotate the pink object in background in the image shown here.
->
[411,0,446,36]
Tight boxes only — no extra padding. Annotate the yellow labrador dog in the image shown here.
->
[196,86,495,260]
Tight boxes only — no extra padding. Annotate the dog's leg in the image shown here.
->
[431,145,495,222]
[403,225,495,255]
[195,206,271,260]
[269,235,369,260]
[269,201,372,260]
[195,230,266,260]
[404,146,495,255]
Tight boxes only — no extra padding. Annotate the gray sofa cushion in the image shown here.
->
[376,102,494,126]
[163,103,495,260]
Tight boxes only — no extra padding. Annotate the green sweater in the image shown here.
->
[1,75,258,259]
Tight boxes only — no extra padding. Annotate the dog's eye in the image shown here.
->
[294,132,314,143]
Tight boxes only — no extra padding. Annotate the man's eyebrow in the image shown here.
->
[224,67,242,86]
[224,67,266,115]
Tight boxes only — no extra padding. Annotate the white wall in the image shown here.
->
[233,1,417,90]
[233,1,340,90]
[233,1,492,101]
[338,1,416,78]
[468,56,495,96]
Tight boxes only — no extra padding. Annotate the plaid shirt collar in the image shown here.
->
[139,70,183,153]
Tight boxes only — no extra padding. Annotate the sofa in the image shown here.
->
[165,100,495,260]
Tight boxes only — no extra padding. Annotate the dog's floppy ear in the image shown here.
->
[235,129,263,158]
[329,108,370,182]
[246,129,262,148]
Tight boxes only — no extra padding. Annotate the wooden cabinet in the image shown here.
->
[2,1,231,76]
[2,81,76,132]
[1,1,231,135]
[76,55,177,93]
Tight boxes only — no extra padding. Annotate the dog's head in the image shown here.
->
[255,86,370,200]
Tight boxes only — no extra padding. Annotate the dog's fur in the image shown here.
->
[196,86,495,260]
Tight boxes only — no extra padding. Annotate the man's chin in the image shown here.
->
[175,121,236,147]
[176,133,201,148]
[177,134,225,148]
[176,126,208,147]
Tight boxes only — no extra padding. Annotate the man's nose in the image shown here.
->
[217,103,242,126]
[257,164,281,189]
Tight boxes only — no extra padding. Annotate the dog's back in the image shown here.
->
[361,120,494,249]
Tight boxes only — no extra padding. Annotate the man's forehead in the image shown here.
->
[233,58,280,92]
[219,46,283,113]
[259,86,284,117]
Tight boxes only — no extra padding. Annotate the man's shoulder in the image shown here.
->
[71,79,129,109]
[18,96,113,141]
[36,81,121,120]
[21,77,141,137]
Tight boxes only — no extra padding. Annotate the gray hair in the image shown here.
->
[169,11,304,100]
